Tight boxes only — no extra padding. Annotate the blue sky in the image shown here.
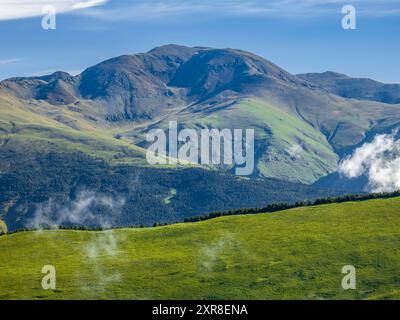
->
[0,0,399,83]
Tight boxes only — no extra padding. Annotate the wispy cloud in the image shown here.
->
[72,0,107,10]
[0,58,24,66]
[27,190,125,230]
[0,0,109,21]
[1,0,399,21]
[80,0,400,21]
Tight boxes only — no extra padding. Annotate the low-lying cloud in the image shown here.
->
[81,229,124,294]
[339,129,400,193]
[27,190,126,295]
[198,233,243,274]
[27,190,125,230]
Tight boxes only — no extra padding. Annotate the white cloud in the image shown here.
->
[0,0,108,21]
[339,129,400,193]
[0,58,24,65]
[72,0,107,10]
[1,0,399,21]
[80,0,400,21]
[27,190,125,230]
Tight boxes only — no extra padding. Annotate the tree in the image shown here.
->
[0,220,7,236]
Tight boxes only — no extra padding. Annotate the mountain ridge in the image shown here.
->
[2,44,400,231]
[1,44,400,184]
[297,71,400,104]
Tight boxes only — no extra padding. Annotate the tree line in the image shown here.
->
[183,191,400,223]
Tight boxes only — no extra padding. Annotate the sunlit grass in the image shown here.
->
[0,197,399,300]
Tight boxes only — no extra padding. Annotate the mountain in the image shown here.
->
[2,45,400,183]
[0,148,345,231]
[297,71,400,104]
[1,196,400,299]
[312,172,369,193]
[1,44,400,229]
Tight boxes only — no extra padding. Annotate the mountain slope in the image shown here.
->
[1,44,400,186]
[313,172,369,193]
[135,98,339,183]
[0,94,148,165]
[0,147,345,231]
[297,71,400,104]
[0,79,347,231]
[1,197,399,300]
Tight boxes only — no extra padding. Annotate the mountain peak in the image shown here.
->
[38,71,75,83]
[297,71,349,81]
[321,71,350,78]
[0,44,305,118]
[147,44,199,60]
[148,44,195,53]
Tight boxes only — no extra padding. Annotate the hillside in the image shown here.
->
[0,90,345,231]
[0,197,399,300]
[0,149,344,231]
[2,45,400,183]
[297,71,400,104]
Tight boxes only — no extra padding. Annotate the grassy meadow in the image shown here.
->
[0,197,399,300]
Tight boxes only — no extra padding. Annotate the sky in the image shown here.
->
[0,0,399,83]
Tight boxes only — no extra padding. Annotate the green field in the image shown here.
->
[0,197,399,300]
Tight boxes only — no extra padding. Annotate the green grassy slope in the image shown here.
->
[0,94,340,183]
[0,94,207,168]
[0,95,149,165]
[0,197,399,300]
[133,98,339,184]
